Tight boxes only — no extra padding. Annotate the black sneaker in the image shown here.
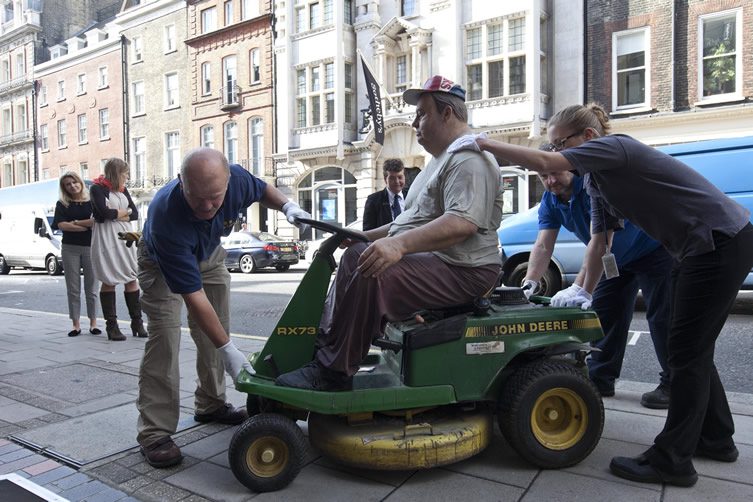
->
[695,444,739,462]
[640,384,670,409]
[590,379,615,397]
[194,403,248,425]
[275,360,352,391]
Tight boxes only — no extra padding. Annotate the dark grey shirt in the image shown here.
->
[562,134,750,261]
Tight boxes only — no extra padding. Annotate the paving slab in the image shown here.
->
[164,461,252,502]
[522,469,661,501]
[0,395,49,422]
[386,468,524,501]
[8,404,198,467]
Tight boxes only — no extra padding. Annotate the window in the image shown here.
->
[99,108,109,139]
[133,36,143,62]
[77,114,87,144]
[57,119,66,148]
[395,55,409,93]
[700,10,741,99]
[296,98,306,127]
[296,7,305,32]
[40,124,48,150]
[201,124,215,148]
[79,162,88,180]
[310,2,321,30]
[201,62,211,95]
[224,121,238,163]
[249,49,260,83]
[39,85,47,106]
[295,61,340,127]
[464,17,529,101]
[15,53,24,77]
[344,0,353,24]
[242,0,258,20]
[323,0,333,24]
[224,1,233,25]
[132,137,146,184]
[613,29,648,109]
[57,79,65,100]
[1,59,9,81]
[98,66,108,88]
[249,117,263,176]
[164,24,176,53]
[132,81,145,115]
[222,56,237,104]
[401,0,416,17]
[344,62,354,123]
[16,103,26,131]
[76,73,86,95]
[202,7,217,33]
[165,72,179,108]
[165,131,180,178]
[1,108,10,136]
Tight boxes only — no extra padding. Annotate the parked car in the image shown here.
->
[304,219,362,263]
[498,135,753,296]
[222,231,299,273]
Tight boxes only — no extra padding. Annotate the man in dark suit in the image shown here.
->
[363,158,406,231]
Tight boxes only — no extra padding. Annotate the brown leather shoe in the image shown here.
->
[140,436,183,468]
[194,403,248,425]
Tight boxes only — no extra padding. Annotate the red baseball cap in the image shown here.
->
[403,75,466,105]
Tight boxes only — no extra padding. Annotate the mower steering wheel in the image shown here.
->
[295,217,369,242]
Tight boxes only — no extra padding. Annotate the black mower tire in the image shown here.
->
[508,262,561,297]
[498,358,603,469]
[228,413,307,493]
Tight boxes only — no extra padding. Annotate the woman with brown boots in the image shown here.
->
[90,158,147,340]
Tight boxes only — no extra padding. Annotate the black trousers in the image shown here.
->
[646,223,753,475]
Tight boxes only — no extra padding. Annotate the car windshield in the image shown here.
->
[255,232,286,242]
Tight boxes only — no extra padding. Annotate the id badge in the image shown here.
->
[602,252,619,279]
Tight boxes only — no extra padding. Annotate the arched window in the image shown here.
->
[223,121,237,163]
[200,124,215,148]
[248,117,263,175]
[297,166,357,239]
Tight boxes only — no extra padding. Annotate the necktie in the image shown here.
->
[391,194,402,219]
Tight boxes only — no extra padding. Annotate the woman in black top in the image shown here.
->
[51,172,101,337]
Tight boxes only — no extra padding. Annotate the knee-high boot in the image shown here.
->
[100,291,126,341]
[124,290,148,338]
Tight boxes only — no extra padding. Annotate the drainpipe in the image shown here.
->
[31,80,38,181]
[670,0,675,111]
[583,0,588,104]
[120,35,129,162]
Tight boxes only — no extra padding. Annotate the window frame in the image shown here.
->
[224,121,238,164]
[249,48,260,84]
[248,116,264,176]
[57,118,67,149]
[97,66,108,89]
[201,124,215,148]
[165,131,181,178]
[164,24,177,53]
[132,136,146,184]
[132,36,143,63]
[611,27,650,111]
[77,113,87,144]
[201,62,212,96]
[202,6,217,33]
[164,72,179,109]
[697,8,743,102]
[99,108,110,140]
[39,123,48,151]
[76,73,86,95]
[132,80,145,115]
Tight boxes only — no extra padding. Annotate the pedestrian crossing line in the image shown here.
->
[627,330,649,345]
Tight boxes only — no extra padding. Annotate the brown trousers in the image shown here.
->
[316,242,500,376]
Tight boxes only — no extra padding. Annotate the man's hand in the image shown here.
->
[282,202,312,234]
[521,279,539,299]
[357,238,405,278]
[218,340,255,382]
[447,132,487,153]
[550,284,582,307]
[565,289,593,310]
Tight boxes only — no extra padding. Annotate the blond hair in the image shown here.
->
[104,158,129,192]
[548,102,612,137]
[58,171,89,207]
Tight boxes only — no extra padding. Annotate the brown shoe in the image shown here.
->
[140,436,183,468]
[194,403,248,425]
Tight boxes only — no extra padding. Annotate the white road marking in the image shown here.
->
[628,331,648,345]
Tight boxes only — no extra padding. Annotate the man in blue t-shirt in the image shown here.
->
[521,160,673,409]
[136,148,309,468]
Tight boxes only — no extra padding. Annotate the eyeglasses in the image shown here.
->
[552,130,583,151]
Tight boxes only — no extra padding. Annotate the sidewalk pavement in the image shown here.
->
[1,306,752,502]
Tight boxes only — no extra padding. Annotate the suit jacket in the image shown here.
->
[363,188,405,231]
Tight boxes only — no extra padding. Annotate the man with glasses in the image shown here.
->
[518,139,674,408]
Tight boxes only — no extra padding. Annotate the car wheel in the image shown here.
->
[498,359,604,468]
[275,264,290,272]
[508,262,562,297]
[239,254,257,274]
[46,255,63,276]
[0,255,10,275]
[228,413,307,493]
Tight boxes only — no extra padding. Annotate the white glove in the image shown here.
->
[565,288,593,310]
[282,202,311,234]
[218,340,255,381]
[550,284,582,307]
[521,279,539,299]
[447,132,487,153]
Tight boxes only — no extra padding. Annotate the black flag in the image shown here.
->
[361,56,384,145]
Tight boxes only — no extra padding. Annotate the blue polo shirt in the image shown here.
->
[143,164,267,294]
[538,175,660,267]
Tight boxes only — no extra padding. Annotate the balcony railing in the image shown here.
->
[125,175,174,191]
[0,129,32,145]
[220,83,241,110]
[0,75,30,94]
[238,157,276,178]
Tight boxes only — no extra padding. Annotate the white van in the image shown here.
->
[0,180,65,275]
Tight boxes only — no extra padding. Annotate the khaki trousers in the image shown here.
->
[136,240,231,446]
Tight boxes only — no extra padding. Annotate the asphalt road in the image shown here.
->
[2,263,752,394]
